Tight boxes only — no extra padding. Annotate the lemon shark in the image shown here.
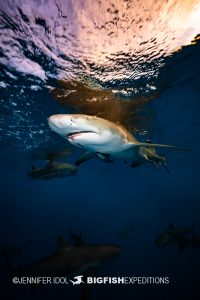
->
[2,239,121,300]
[48,114,189,171]
[28,160,78,180]
[154,223,194,252]
[10,244,121,277]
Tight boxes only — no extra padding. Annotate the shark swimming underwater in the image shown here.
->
[28,160,78,180]
[154,223,194,253]
[9,244,121,277]
[1,237,121,300]
[48,114,190,171]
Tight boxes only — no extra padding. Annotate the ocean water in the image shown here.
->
[0,1,200,299]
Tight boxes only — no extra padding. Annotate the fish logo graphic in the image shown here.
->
[69,275,84,285]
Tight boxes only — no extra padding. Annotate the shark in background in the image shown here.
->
[12,244,121,277]
[155,223,195,252]
[27,145,78,180]
[0,233,121,300]
[48,114,190,172]
[28,160,78,180]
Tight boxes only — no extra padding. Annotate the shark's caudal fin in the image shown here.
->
[133,142,191,151]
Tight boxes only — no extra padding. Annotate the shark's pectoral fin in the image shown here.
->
[144,150,170,173]
[131,142,191,151]
[75,151,96,166]
[128,142,189,173]
[147,158,160,169]
[96,153,113,163]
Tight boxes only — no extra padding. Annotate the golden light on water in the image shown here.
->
[66,0,200,67]
[50,0,200,125]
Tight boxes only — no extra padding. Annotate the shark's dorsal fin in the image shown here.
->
[75,151,95,166]
[57,235,73,253]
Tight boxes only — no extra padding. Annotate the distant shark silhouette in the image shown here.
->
[155,223,194,252]
[70,275,84,285]
[28,160,78,180]
[1,236,121,300]
[4,242,121,277]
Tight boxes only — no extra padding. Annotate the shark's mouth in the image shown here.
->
[67,131,94,141]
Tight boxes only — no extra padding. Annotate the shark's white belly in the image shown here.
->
[68,130,140,161]
[68,131,127,153]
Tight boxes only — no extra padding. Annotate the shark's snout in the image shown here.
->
[48,114,73,134]
[48,116,59,133]
[48,114,70,127]
[48,115,59,127]
[48,114,75,137]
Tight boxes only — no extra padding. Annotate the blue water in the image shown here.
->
[0,1,200,299]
